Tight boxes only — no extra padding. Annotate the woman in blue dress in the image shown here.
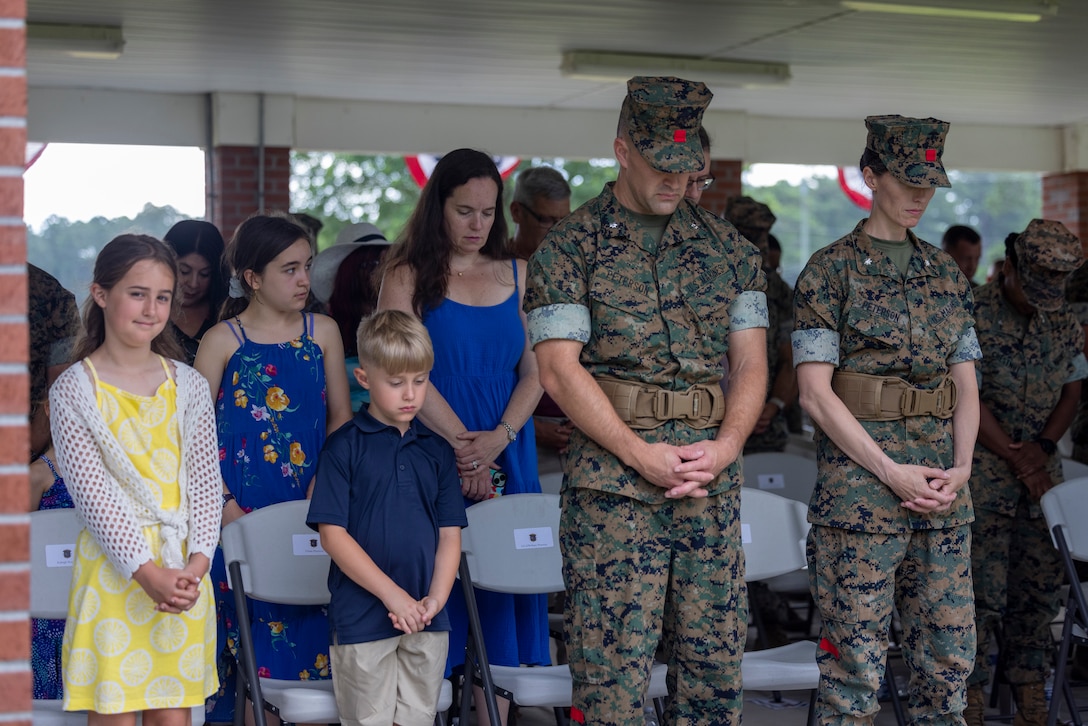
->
[378,148,549,726]
[195,214,352,723]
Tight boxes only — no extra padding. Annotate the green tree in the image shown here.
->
[290,153,618,250]
[27,203,190,302]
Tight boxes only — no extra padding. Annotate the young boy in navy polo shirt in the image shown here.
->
[308,310,467,726]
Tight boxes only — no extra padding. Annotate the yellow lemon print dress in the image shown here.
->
[63,358,218,714]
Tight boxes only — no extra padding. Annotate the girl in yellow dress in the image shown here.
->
[50,234,222,726]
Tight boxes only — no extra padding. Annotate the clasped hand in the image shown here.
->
[884,463,968,513]
[1005,440,1053,500]
[456,428,508,501]
[386,589,440,635]
[637,439,738,499]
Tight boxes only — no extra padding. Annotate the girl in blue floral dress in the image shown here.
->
[194,214,352,722]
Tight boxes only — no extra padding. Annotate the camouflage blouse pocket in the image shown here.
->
[843,305,905,352]
[588,273,655,323]
[681,280,732,353]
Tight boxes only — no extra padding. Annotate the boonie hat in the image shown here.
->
[310,222,390,304]
[621,76,712,173]
[865,115,951,188]
[723,196,776,251]
[1014,218,1084,312]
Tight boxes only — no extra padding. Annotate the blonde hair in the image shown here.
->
[356,310,434,374]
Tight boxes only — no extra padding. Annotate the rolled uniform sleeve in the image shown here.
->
[730,290,768,332]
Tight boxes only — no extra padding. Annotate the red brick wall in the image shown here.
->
[0,0,32,720]
[1042,171,1088,246]
[210,145,291,241]
[698,159,743,217]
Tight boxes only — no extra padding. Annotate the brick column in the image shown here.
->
[698,159,743,217]
[0,0,32,720]
[1043,171,1088,245]
[210,145,291,241]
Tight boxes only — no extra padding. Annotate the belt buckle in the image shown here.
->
[653,389,673,420]
[902,387,940,417]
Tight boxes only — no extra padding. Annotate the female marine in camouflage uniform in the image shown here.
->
[792,115,981,725]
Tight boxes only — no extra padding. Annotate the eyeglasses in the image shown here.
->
[687,176,715,192]
[521,204,565,229]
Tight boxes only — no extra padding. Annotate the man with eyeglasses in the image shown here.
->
[510,167,576,481]
[510,166,572,260]
[683,127,715,205]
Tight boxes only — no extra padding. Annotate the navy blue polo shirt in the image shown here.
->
[307,405,467,645]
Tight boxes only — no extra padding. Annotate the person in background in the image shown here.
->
[163,220,228,365]
[194,213,352,725]
[310,222,392,413]
[28,263,81,459]
[377,148,548,726]
[307,310,467,726]
[942,224,982,286]
[793,115,980,725]
[724,196,796,456]
[510,166,574,477]
[294,212,325,254]
[965,220,1086,726]
[526,76,767,725]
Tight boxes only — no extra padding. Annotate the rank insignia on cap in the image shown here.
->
[925,149,937,162]
[673,129,686,143]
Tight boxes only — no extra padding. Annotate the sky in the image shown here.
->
[21,142,824,231]
[23,143,207,232]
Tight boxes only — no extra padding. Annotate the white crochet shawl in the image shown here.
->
[49,359,223,578]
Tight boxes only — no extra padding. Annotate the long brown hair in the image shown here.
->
[380,149,509,317]
[71,234,185,362]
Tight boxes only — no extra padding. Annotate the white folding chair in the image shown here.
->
[742,452,819,634]
[1061,457,1088,482]
[739,488,820,725]
[29,509,205,726]
[458,493,667,726]
[222,500,454,726]
[1041,477,1088,726]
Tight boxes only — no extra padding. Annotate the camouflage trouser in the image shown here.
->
[560,486,747,726]
[808,524,975,726]
[968,503,1063,687]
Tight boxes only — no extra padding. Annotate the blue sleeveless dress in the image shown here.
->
[32,454,73,701]
[424,259,550,671]
[206,313,331,720]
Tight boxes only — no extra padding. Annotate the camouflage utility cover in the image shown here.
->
[865,114,951,188]
[622,76,712,174]
[723,195,776,254]
[1014,218,1084,312]
[792,220,979,532]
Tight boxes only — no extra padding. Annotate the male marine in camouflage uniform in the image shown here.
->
[723,196,795,454]
[525,77,768,726]
[793,115,981,725]
[964,220,1086,726]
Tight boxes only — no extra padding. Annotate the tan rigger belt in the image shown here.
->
[832,370,957,421]
[596,376,726,430]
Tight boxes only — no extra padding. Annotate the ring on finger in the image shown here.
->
[471,460,480,470]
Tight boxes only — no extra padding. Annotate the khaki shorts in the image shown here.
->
[329,631,448,726]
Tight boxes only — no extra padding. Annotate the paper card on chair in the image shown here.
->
[741,523,752,544]
[45,543,75,567]
[757,473,785,490]
[292,534,327,556]
[513,527,554,549]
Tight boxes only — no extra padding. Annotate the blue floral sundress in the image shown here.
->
[32,453,73,701]
[206,313,331,720]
